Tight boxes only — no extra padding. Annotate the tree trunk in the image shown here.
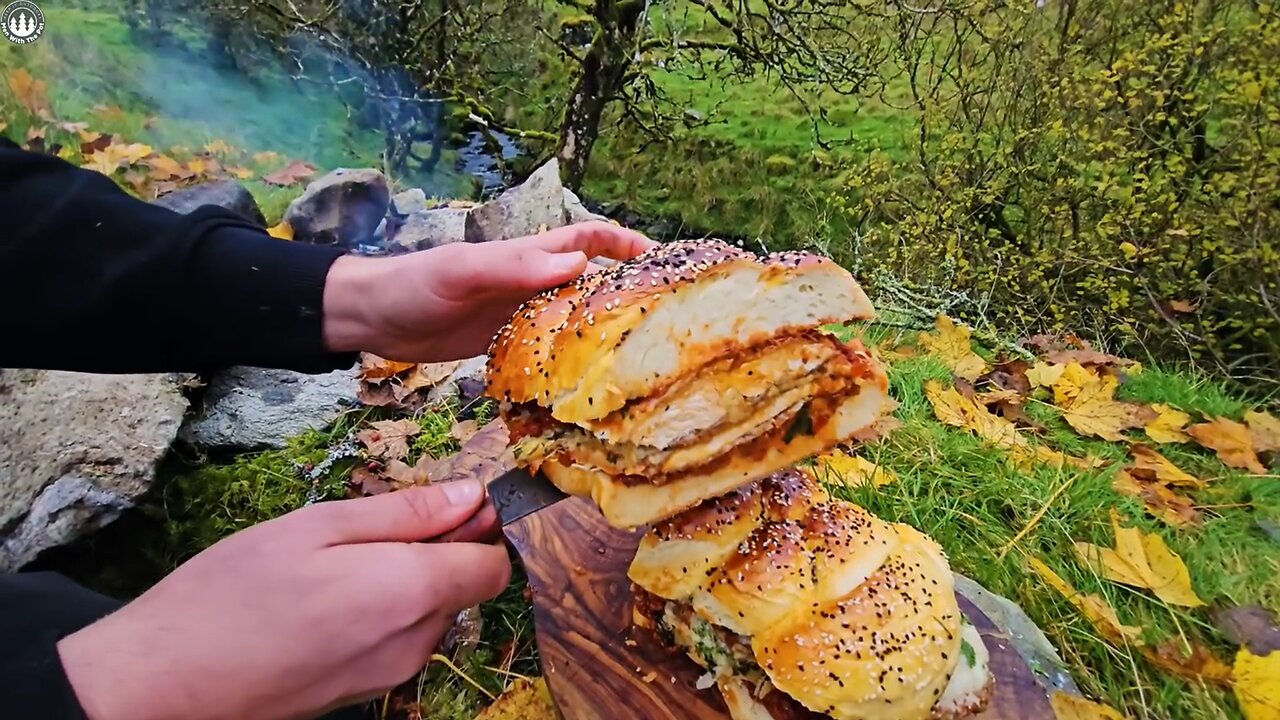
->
[557,45,608,191]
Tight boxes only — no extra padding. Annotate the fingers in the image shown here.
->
[299,480,487,545]
[432,502,500,545]
[522,220,656,261]
[409,541,512,613]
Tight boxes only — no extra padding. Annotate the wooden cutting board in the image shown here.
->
[505,496,1057,720]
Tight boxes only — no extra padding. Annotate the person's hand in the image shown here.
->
[57,480,509,720]
[321,220,656,363]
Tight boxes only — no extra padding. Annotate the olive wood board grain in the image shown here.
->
[505,496,1057,720]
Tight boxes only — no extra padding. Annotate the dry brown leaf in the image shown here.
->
[383,457,431,487]
[813,450,897,488]
[1245,411,1280,454]
[977,358,1033,395]
[1129,445,1202,488]
[849,414,904,444]
[122,171,148,195]
[1052,362,1156,441]
[1049,692,1127,720]
[263,160,316,186]
[1026,361,1066,389]
[450,419,480,444]
[1073,510,1204,607]
[918,315,987,381]
[474,676,557,720]
[1213,605,1280,657]
[1027,557,1143,645]
[6,68,48,114]
[347,466,392,496]
[1044,348,1139,373]
[400,360,463,393]
[356,419,421,460]
[1167,299,1197,314]
[79,132,112,156]
[357,353,417,382]
[1145,404,1191,444]
[423,419,513,486]
[1112,470,1201,528]
[1187,417,1267,475]
[975,389,1023,405]
[1146,639,1233,686]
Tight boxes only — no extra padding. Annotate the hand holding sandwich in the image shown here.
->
[321,221,656,363]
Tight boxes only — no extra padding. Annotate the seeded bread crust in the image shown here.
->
[483,239,874,425]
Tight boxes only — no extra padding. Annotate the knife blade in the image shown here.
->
[488,466,568,526]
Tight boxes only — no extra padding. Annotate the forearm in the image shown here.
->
[0,138,356,374]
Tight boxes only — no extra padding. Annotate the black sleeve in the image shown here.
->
[0,137,358,374]
[0,572,122,719]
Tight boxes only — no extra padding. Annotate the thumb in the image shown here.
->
[302,480,487,545]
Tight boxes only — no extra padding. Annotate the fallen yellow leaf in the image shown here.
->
[1052,362,1155,442]
[1026,361,1065,389]
[6,68,48,114]
[356,354,416,381]
[204,139,234,156]
[918,315,987,381]
[1027,556,1143,645]
[1074,510,1204,607]
[1145,404,1191,444]
[475,676,557,720]
[1129,445,1202,488]
[227,165,254,180]
[1234,647,1280,720]
[924,380,1026,449]
[145,154,193,181]
[814,450,897,488]
[1113,470,1201,528]
[1188,417,1267,475]
[1245,410,1280,454]
[252,150,281,164]
[267,221,294,240]
[1049,691,1126,720]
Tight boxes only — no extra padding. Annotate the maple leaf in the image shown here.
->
[145,154,194,181]
[263,160,316,186]
[122,171,148,195]
[1043,348,1140,373]
[1026,361,1066,389]
[1146,638,1233,687]
[1144,404,1191,444]
[1112,470,1201,528]
[356,419,421,460]
[1027,556,1143,645]
[1245,410,1280,454]
[203,139,234,156]
[79,132,112,155]
[6,68,49,115]
[1049,692,1126,720]
[187,157,220,177]
[419,419,513,486]
[1129,445,1202,488]
[976,358,1032,395]
[918,315,987,381]
[1052,362,1156,441]
[357,354,417,382]
[348,466,392,496]
[475,676,557,720]
[383,457,432,488]
[227,165,254,180]
[267,221,294,240]
[399,360,463,394]
[1234,648,1280,720]
[925,380,1027,449]
[1073,510,1204,607]
[1187,417,1267,475]
[812,450,897,488]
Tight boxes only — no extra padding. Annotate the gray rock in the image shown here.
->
[179,366,358,452]
[954,573,1080,696]
[390,207,470,252]
[284,168,390,248]
[153,180,266,226]
[464,158,568,243]
[391,188,430,215]
[0,369,188,571]
[426,355,488,407]
[563,186,607,225]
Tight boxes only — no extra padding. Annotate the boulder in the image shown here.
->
[391,188,430,215]
[152,179,266,226]
[390,207,470,252]
[0,369,188,571]
[464,158,568,243]
[179,366,358,453]
[953,573,1080,696]
[563,187,607,225]
[284,168,391,249]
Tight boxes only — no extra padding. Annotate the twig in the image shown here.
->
[997,471,1079,560]
[429,653,496,701]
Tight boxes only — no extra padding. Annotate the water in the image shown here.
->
[456,130,522,200]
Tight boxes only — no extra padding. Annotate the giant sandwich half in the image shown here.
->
[628,469,993,720]
[484,239,889,527]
